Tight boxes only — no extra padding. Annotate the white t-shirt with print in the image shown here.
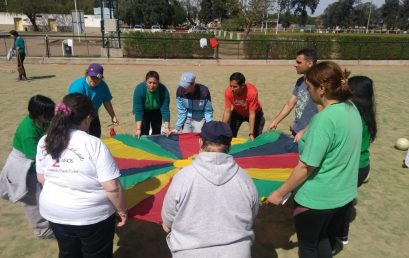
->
[36,129,120,225]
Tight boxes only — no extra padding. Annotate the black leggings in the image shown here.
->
[294,202,350,258]
[229,109,265,137]
[140,109,162,136]
[17,52,26,78]
[357,165,370,187]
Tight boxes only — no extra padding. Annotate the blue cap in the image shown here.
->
[200,121,233,145]
[86,63,104,79]
[178,72,196,88]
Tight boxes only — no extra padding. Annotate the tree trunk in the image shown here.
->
[244,23,252,40]
[27,13,39,31]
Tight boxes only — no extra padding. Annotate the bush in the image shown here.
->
[239,33,409,60]
[123,32,214,58]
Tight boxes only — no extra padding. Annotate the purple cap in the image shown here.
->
[86,63,104,78]
[178,72,196,88]
[200,121,233,145]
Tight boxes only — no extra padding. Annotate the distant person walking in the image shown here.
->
[10,30,27,80]
[269,49,321,142]
[68,63,119,138]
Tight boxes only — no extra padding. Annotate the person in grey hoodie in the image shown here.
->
[161,121,259,258]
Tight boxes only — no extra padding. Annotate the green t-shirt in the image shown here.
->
[296,101,362,209]
[360,121,371,168]
[145,88,161,110]
[14,37,25,55]
[12,115,48,159]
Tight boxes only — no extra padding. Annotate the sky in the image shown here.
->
[312,0,385,16]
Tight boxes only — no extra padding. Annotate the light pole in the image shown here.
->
[275,0,281,35]
[365,0,373,34]
[74,0,81,41]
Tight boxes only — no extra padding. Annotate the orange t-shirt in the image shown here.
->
[224,82,262,117]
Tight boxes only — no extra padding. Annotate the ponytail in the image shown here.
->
[45,94,94,160]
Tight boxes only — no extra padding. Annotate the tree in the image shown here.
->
[381,0,400,29]
[6,0,53,31]
[227,0,273,38]
[5,0,96,31]
[289,0,319,26]
[199,0,213,24]
[322,0,355,28]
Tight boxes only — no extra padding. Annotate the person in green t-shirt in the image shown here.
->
[9,95,55,239]
[333,76,378,247]
[133,71,171,138]
[265,61,362,258]
[10,30,27,80]
[348,76,378,186]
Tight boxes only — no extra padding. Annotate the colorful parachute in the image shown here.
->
[103,130,299,224]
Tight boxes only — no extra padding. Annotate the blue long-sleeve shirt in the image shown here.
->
[175,83,213,130]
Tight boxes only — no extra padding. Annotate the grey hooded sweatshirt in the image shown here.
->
[161,152,259,258]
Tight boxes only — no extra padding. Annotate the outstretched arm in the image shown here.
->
[103,101,119,125]
[269,95,297,130]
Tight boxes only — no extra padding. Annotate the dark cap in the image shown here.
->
[200,121,233,145]
[86,63,104,78]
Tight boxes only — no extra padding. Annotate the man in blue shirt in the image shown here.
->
[175,72,213,133]
[68,63,119,137]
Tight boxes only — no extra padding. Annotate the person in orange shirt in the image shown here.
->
[222,72,265,140]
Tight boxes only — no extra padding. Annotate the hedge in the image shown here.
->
[123,32,215,58]
[241,34,409,60]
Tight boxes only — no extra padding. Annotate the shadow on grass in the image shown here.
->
[113,199,297,258]
[252,201,297,257]
[28,75,56,80]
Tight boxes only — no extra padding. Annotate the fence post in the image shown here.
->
[265,41,270,60]
[399,43,405,60]
[357,42,363,60]
[44,35,50,58]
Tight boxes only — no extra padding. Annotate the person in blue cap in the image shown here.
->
[162,121,258,257]
[68,63,119,138]
[174,72,213,133]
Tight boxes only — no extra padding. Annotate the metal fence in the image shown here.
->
[2,34,409,60]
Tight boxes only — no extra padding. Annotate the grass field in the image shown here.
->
[0,62,408,258]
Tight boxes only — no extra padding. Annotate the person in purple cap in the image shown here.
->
[162,121,258,258]
[68,63,119,138]
[175,72,213,133]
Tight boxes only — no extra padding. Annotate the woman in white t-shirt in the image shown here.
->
[36,93,127,258]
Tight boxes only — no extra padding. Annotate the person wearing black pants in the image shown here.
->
[229,109,265,138]
[10,30,27,80]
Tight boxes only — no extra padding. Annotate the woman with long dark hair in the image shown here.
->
[266,61,362,258]
[36,93,127,258]
[349,76,377,186]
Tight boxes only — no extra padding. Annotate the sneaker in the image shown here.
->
[336,236,349,245]
[363,172,370,183]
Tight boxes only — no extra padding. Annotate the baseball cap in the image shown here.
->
[86,63,104,78]
[200,121,233,145]
[178,72,196,88]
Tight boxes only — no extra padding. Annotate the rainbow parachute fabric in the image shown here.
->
[103,130,299,224]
